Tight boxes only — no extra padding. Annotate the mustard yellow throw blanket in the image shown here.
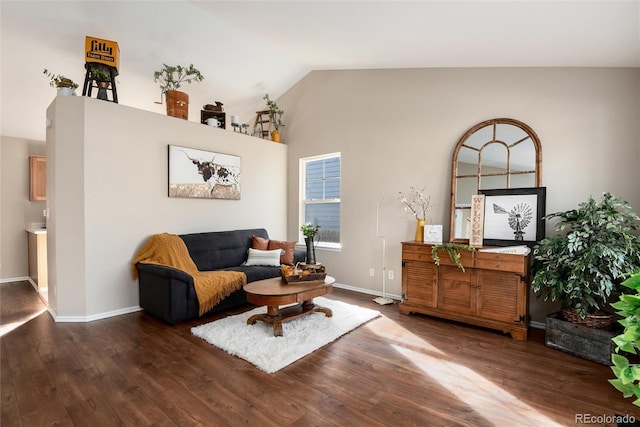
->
[132,233,247,316]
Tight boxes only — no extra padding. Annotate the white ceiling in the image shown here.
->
[1,0,638,141]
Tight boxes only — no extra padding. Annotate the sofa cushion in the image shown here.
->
[181,228,269,271]
[267,239,296,265]
[225,265,281,282]
[245,248,282,266]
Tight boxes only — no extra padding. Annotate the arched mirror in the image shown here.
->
[450,118,542,242]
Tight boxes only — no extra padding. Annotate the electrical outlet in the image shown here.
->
[369,268,375,277]
[388,270,394,280]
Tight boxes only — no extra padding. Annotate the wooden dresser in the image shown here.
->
[400,242,530,340]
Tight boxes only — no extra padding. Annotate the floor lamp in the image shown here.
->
[373,199,394,305]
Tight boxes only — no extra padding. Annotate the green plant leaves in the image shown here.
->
[610,270,640,405]
[531,193,640,318]
[153,63,204,92]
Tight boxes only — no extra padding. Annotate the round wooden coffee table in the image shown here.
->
[244,276,335,337]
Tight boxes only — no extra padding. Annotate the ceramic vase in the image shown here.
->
[305,237,316,264]
[414,219,425,242]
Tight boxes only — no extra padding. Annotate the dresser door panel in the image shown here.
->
[475,270,521,323]
[438,265,474,315]
[404,261,437,308]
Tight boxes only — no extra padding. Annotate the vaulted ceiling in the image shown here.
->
[1,1,638,141]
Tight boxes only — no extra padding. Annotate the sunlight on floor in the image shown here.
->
[366,317,563,427]
[0,307,47,337]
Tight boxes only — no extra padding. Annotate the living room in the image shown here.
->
[1,1,640,425]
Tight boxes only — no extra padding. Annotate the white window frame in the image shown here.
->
[299,152,341,250]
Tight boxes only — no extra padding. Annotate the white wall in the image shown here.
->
[0,137,47,280]
[279,67,640,323]
[45,96,287,319]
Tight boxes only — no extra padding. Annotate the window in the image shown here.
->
[300,152,341,249]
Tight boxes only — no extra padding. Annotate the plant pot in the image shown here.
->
[271,129,280,142]
[545,311,621,365]
[304,237,316,264]
[96,81,110,101]
[561,308,614,329]
[165,90,189,120]
[57,87,75,96]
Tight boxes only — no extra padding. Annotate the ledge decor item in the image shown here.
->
[43,69,79,96]
[168,145,240,200]
[263,94,284,142]
[154,64,204,120]
[479,187,546,246]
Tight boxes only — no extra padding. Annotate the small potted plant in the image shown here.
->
[43,69,79,96]
[300,223,320,264]
[263,94,284,142]
[88,64,112,101]
[153,64,204,120]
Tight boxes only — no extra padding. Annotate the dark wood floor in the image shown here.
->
[1,281,638,427]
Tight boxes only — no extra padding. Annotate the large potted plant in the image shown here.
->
[153,64,204,120]
[532,192,640,363]
[43,69,79,96]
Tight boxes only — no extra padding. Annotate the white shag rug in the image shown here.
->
[191,297,380,373]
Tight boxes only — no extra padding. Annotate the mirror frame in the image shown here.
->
[449,118,542,243]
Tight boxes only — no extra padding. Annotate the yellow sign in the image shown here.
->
[85,36,120,72]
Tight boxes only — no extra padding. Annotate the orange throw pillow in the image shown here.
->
[251,235,269,250]
[267,239,296,265]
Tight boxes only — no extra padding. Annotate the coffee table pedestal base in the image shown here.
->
[247,300,332,337]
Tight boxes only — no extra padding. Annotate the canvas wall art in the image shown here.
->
[479,187,546,246]
[168,145,241,199]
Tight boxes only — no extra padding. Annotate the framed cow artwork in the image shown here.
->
[168,145,241,200]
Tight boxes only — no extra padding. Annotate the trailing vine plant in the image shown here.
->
[431,243,475,272]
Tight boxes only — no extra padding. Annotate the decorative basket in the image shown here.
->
[561,308,614,329]
[280,264,326,284]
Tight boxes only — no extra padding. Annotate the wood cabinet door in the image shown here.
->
[29,156,46,201]
[475,270,523,323]
[403,260,437,308]
[438,265,474,315]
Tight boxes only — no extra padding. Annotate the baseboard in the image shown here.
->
[530,320,545,330]
[51,305,143,323]
[0,276,31,284]
[333,282,402,301]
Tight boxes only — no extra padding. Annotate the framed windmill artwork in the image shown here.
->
[479,187,546,247]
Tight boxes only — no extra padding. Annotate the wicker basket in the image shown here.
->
[561,308,614,329]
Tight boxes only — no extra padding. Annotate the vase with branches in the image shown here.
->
[300,223,320,264]
[399,186,434,241]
